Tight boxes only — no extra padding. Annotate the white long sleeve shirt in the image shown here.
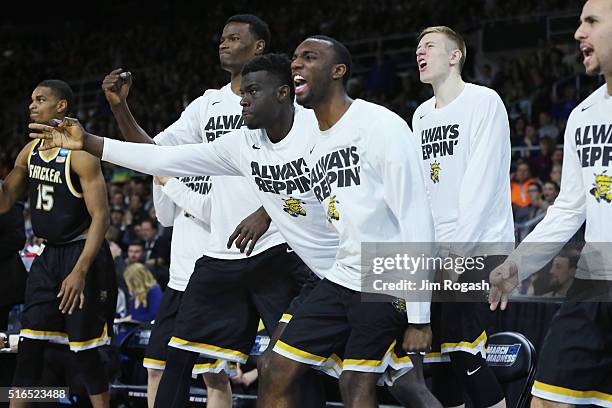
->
[152,177,211,291]
[153,84,284,259]
[412,83,515,256]
[103,107,338,278]
[307,99,435,323]
[510,84,612,282]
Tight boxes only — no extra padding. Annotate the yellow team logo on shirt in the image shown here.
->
[430,161,441,184]
[392,298,406,313]
[327,195,340,222]
[590,171,612,203]
[282,197,307,217]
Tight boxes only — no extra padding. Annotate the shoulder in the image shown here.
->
[414,96,435,117]
[356,99,408,129]
[569,84,607,122]
[466,83,503,104]
[69,150,102,177]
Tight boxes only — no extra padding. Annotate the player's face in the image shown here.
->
[575,0,612,76]
[29,86,63,124]
[291,39,335,109]
[240,71,284,129]
[550,256,573,286]
[416,33,456,84]
[219,22,260,73]
[127,245,143,263]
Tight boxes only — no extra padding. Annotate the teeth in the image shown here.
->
[294,74,305,81]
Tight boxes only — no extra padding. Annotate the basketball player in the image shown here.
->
[489,0,612,406]
[0,80,116,408]
[411,26,514,408]
[29,50,440,408]
[98,15,307,408]
[103,63,217,408]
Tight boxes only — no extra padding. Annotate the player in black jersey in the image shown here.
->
[0,80,116,408]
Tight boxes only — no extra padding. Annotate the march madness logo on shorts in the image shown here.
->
[486,344,521,366]
[327,195,340,222]
[282,197,307,217]
[430,161,441,184]
[590,171,612,203]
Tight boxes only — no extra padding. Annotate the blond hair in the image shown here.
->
[418,26,467,72]
[124,263,157,309]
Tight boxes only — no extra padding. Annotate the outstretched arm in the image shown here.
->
[29,118,242,178]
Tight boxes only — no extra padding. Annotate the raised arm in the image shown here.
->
[0,141,34,213]
[102,69,154,144]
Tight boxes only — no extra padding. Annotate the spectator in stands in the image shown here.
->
[514,183,548,241]
[113,240,146,293]
[511,160,537,209]
[537,111,560,142]
[530,137,555,181]
[543,252,577,298]
[516,123,538,157]
[121,263,163,323]
[139,218,170,267]
[549,163,562,185]
[510,116,526,147]
[551,84,579,120]
[542,181,560,205]
[128,194,147,226]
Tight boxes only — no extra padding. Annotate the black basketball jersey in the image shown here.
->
[27,140,91,244]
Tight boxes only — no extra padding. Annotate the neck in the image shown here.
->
[558,277,574,296]
[313,88,353,131]
[606,73,612,96]
[431,72,465,109]
[230,71,242,95]
[266,106,295,143]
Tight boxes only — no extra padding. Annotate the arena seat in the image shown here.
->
[486,331,537,408]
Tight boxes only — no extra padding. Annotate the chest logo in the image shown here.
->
[283,198,307,217]
[590,171,612,203]
[327,195,340,222]
[430,161,441,184]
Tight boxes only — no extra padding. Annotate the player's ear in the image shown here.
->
[449,48,462,67]
[277,84,290,102]
[56,99,68,115]
[254,39,265,55]
[331,64,347,83]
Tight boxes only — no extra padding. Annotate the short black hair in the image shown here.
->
[307,35,352,86]
[37,79,73,114]
[226,14,271,52]
[128,240,144,249]
[242,54,294,99]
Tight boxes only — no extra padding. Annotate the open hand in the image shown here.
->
[488,261,519,311]
[57,269,86,315]
[29,117,86,151]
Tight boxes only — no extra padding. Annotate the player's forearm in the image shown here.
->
[111,100,154,144]
[73,212,109,274]
[0,168,27,214]
[82,132,106,158]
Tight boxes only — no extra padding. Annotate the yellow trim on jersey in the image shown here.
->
[533,381,612,402]
[274,340,327,363]
[441,330,487,351]
[21,328,68,338]
[143,358,166,367]
[38,141,61,163]
[169,337,248,361]
[279,313,293,323]
[26,140,39,168]
[65,151,83,198]
[193,359,223,370]
[68,323,108,347]
[343,340,396,368]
